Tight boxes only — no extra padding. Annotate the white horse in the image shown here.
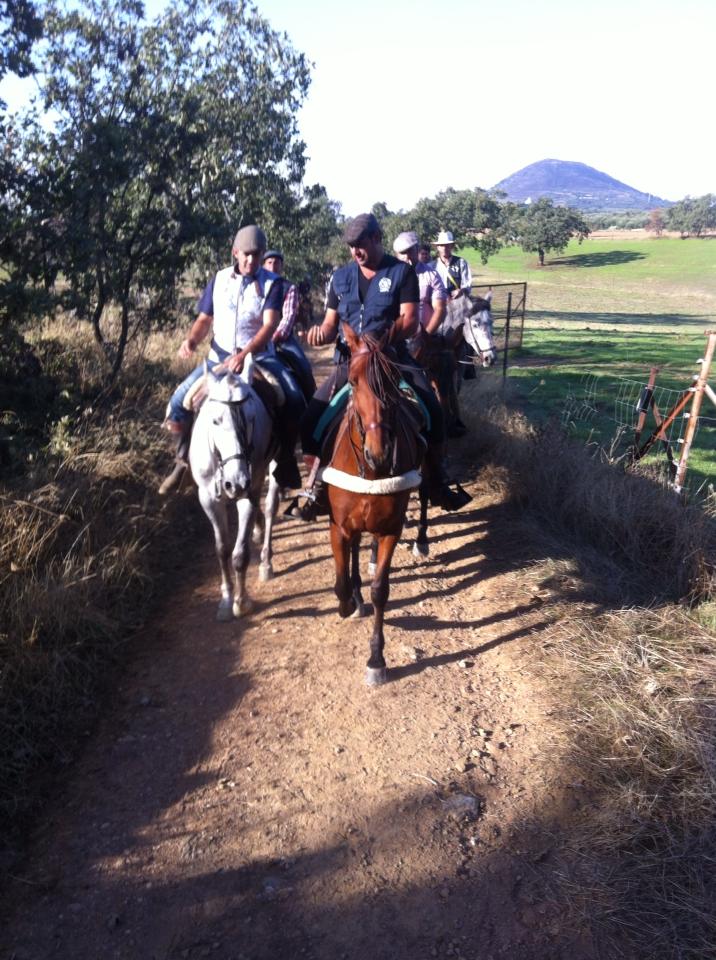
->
[189,359,280,621]
[463,296,497,367]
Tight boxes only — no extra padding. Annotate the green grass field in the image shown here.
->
[465,232,716,490]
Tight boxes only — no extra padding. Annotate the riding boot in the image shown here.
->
[424,443,472,511]
[158,418,192,495]
[294,456,329,522]
[272,421,303,491]
[298,478,329,521]
[273,450,303,490]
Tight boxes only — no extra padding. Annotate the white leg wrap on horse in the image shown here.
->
[365,666,388,687]
[233,596,253,617]
[216,599,234,622]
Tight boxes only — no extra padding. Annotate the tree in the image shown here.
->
[0,0,41,81]
[0,0,42,320]
[665,195,716,238]
[646,209,665,237]
[374,188,507,265]
[514,197,590,266]
[4,0,311,381]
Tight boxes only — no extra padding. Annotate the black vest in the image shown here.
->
[332,256,412,361]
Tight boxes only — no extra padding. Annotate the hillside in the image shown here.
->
[493,158,671,212]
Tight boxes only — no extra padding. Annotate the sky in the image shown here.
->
[247,0,716,215]
[4,0,714,217]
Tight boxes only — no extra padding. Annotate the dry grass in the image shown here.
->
[0,317,197,848]
[463,384,716,958]
[462,380,716,604]
[550,608,716,959]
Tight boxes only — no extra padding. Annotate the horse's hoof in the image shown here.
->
[367,562,377,576]
[365,666,388,687]
[350,602,368,619]
[413,541,429,559]
[338,600,356,619]
[216,603,234,622]
[232,597,253,617]
[258,564,274,582]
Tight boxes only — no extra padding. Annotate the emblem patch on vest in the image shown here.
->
[378,277,392,293]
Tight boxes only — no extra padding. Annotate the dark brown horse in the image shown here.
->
[324,325,424,686]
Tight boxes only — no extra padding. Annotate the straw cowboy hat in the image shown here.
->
[434,230,455,245]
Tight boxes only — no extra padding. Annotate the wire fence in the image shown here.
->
[561,369,716,492]
[472,281,526,351]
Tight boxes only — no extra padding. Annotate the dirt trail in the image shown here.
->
[2,455,599,960]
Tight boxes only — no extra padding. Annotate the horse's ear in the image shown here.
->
[342,322,359,353]
[242,352,255,384]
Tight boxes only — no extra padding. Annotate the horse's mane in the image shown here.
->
[355,333,404,408]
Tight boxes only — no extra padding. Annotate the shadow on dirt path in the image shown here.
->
[2,472,607,960]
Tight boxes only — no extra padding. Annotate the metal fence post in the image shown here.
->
[502,291,512,386]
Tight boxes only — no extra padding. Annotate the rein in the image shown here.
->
[337,337,409,477]
[211,397,254,495]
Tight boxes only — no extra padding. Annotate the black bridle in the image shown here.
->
[344,339,405,476]
[213,399,254,491]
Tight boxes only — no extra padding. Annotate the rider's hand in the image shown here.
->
[227,351,245,374]
[307,324,326,347]
[178,338,196,359]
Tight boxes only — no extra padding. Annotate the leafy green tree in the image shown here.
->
[665,195,716,238]
[0,0,42,317]
[275,183,342,290]
[375,188,506,264]
[4,0,311,381]
[514,197,590,266]
[0,0,41,80]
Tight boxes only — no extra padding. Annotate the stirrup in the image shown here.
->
[296,484,328,522]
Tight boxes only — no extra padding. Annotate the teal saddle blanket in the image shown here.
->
[313,380,430,445]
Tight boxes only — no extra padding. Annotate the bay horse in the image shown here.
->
[189,359,281,621]
[324,325,424,686]
[414,295,497,435]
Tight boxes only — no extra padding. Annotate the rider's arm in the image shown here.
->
[391,266,420,340]
[424,271,447,335]
[178,312,213,359]
[424,298,446,335]
[460,256,472,295]
[307,307,339,346]
[273,283,299,342]
[393,301,419,340]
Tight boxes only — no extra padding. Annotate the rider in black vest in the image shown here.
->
[298,213,471,518]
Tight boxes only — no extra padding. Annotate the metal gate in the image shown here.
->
[471,281,527,351]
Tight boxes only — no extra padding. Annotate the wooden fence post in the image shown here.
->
[673,331,716,493]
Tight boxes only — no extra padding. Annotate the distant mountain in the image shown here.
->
[492,159,671,212]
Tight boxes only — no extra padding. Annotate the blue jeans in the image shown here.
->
[167,354,227,424]
[275,332,316,402]
[167,347,305,426]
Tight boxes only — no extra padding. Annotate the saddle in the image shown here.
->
[181,362,285,415]
[313,380,427,474]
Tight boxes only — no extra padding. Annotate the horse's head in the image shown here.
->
[343,324,400,477]
[206,370,255,499]
[465,302,497,367]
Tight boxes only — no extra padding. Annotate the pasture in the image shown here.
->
[468,233,716,488]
